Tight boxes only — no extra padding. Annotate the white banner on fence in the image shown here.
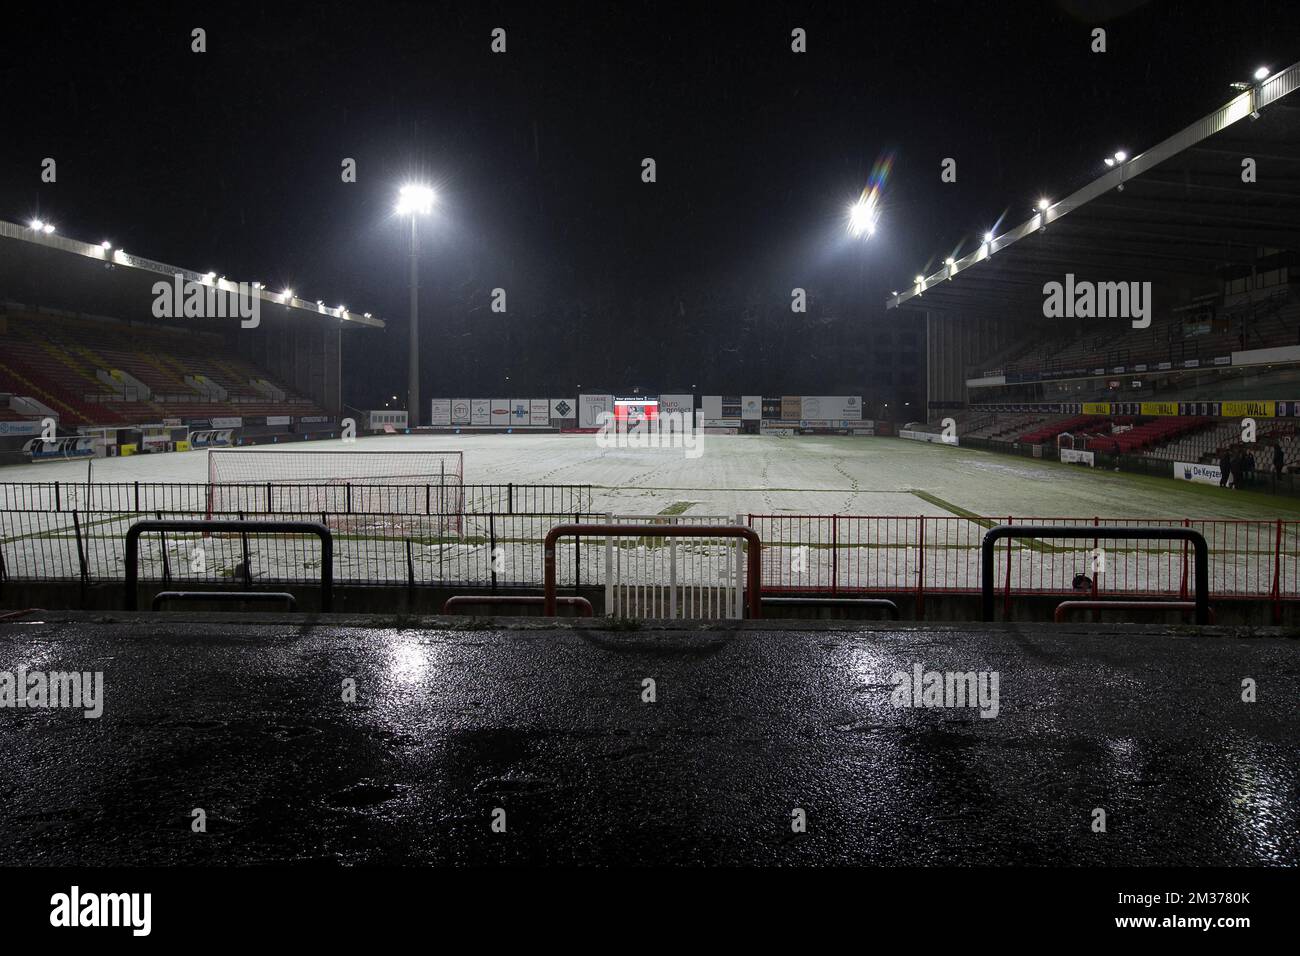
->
[741,396,762,420]
[658,393,693,417]
[451,398,472,425]
[899,428,958,446]
[550,398,576,420]
[579,394,612,428]
[489,399,511,424]
[471,399,491,425]
[801,396,861,421]
[1175,460,1222,485]
[428,399,451,425]
[1060,448,1095,466]
[505,399,530,426]
[530,399,550,426]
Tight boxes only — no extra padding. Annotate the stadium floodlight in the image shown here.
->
[204,271,216,282]
[282,288,293,300]
[396,183,436,216]
[396,181,438,427]
[983,231,994,244]
[42,223,55,234]
[29,219,44,231]
[100,240,112,250]
[1114,150,1127,162]
[847,196,877,238]
[1036,198,1050,211]
[1104,157,1115,167]
[914,274,925,284]
[1254,66,1270,81]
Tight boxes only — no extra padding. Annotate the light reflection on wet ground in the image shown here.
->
[0,615,1295,865]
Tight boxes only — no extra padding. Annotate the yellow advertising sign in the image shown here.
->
[1221,400,1274,418]
[176,440,192,452]
[1082,403,1111,415]
[1140,402,1180,416]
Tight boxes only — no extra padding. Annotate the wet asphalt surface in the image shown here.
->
[0,612,1296,866]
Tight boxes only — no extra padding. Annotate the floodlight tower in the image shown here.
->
[396,183,436,427]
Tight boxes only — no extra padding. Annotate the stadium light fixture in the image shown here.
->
[42,223,55,234]
[1254,66,1270,81]
[396,184,436,216]
[396,181,438,427]
[983,231,994,244]
[1036,198,1050,211]
[204,271,216,283]
[100,240,112,250]
[281,288,293,300]
[29,219,44,231]
[847,196,877,238]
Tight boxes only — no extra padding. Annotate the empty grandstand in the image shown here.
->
[0,218,380,462]
[895,60,1300,487]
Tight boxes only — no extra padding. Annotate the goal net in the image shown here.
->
[206,449,465,534]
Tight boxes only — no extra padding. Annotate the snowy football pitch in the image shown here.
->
[4,433,1296,521]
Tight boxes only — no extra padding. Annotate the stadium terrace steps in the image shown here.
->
[0,310,328,427]
[990,292,1299,385]
[0,357,123,426]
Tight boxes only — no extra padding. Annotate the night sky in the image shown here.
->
[3,0,1296,412]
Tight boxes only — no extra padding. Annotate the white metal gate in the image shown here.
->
[603,514,747,619]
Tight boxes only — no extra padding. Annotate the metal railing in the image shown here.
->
[0,481,592,516]
[125,519,334,611]
[2,501,1294,619]
[981,525,1210,624]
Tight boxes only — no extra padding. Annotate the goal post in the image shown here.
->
[206,449,465,526]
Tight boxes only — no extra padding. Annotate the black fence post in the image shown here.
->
[72,510,88,584]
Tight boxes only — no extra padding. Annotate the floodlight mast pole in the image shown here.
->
[408,215,420,428]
